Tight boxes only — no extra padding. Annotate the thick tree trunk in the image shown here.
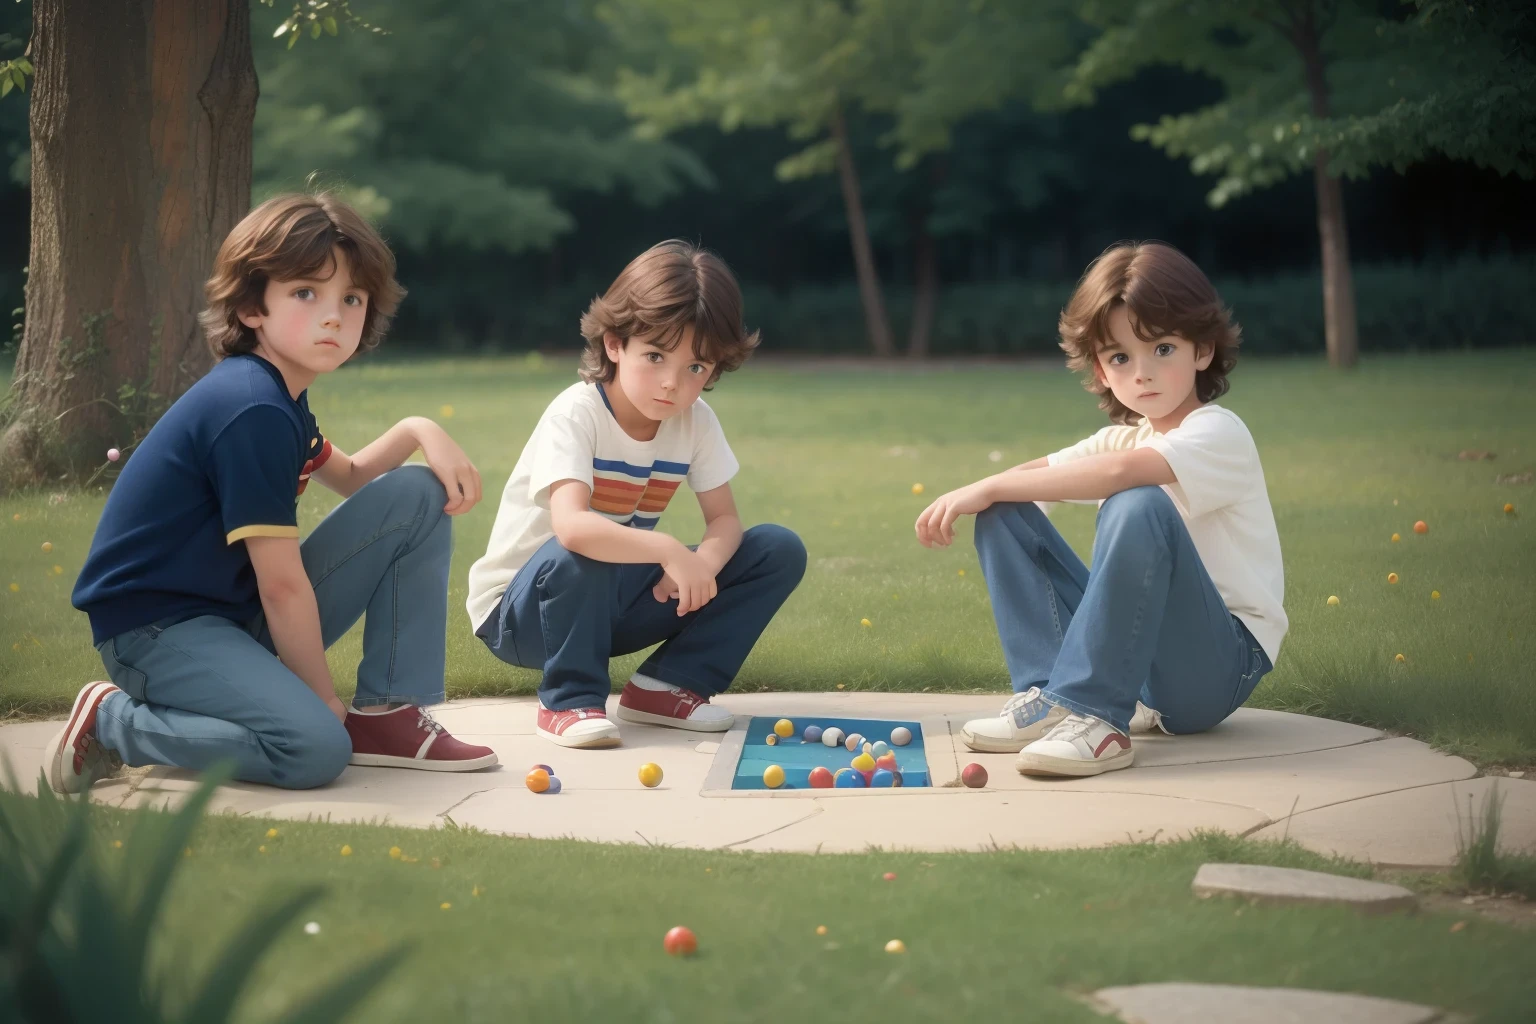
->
[907,214,937,359]
[829,106,894,358]
[0,1,258,491]
[1297,21,1359,370]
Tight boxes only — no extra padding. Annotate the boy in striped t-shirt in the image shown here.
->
[468,241,806,749]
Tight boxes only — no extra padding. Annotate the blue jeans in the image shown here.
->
[92,466,453,789]
[476,524,807,710]
[973,488,1272,734]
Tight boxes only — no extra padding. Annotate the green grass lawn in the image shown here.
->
[19,798,1534,1024]
[3,351,1534,765]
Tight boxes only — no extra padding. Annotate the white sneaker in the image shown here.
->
[1015,712,1134,777]
[960,687,1070,752]
[1129,701,1170,735]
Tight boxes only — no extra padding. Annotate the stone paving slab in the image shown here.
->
[1088,983,1453,1024]
[1191,863,1418,914]
[989,738,1476,818]
[1249,776,1536,867]
[1,693,1527,866]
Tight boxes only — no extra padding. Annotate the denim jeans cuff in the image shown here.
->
[352,691,446,709]
[1040,689,1131,734]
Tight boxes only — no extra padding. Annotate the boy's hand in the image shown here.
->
[325,693,348,723]
[915,480,995,548]
[657,546,719,616]
[414,421,482,515]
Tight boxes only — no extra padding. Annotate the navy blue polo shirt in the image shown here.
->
[72,354,331,644]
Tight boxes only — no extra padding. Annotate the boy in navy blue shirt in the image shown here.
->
[47,193,498,794]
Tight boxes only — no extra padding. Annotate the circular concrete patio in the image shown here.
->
[4,693,1531,866]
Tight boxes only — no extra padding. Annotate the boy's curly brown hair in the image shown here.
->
[1058,241,1241,424]
[578,240,760,389]
[200,192,406,360]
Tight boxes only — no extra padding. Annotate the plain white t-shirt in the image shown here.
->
[1046,403,1287,663]
[465,381,739,631]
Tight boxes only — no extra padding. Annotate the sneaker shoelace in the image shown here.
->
[1000,686,1044,717]
[415,707,445,735]
[1040,713,1095,743]
[669,686,704,707]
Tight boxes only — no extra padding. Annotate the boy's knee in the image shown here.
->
[1099,486,1176,528]
[282,718,352,789]
[379,464,450,509]
[976,502,1020,533]
[974,501,1043,544]
[748,524,807,581]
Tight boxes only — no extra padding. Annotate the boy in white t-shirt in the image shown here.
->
[468,241,806,749]
[914,241,1286,777]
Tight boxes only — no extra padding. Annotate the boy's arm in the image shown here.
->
[692,483,743,573]
[549,480,685,563]
[648,483,742,614]
[245,535,346,721]
[313,416,482,514]
[548,479,719,615]
[915,448,1174,547]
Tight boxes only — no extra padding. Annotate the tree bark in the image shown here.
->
[0,1,258,490]
[906,158,946,359]
[907,213,937,359]
[1296,16,1360,369]
[829,105,894,358]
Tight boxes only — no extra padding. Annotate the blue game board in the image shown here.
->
[732,716,930,790]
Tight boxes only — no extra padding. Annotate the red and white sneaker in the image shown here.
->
[43,681,123,795]
[345,705,499,771]
[1015,712,1134,777]
[615,680,733,733]
[536,705,622,749]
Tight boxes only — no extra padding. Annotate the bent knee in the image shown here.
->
[1100,485,1176,523]
[281,720,352,789]
[974,501,1045,541]
[386,463,450,507]
[749,523,807,580]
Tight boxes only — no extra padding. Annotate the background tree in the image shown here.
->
[1065,0,1535,370]
[0,0,258,489]
[608,0,913,357]
[251,0,708,344]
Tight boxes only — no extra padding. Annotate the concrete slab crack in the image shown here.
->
[721,804,826,849]
[438,787,497,820]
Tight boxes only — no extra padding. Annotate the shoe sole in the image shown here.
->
[614,705,733,732]
[959,729,1028,753]
[537,726,622,749]
[44,681,117,795]
[1015,747,1135,777]
[348,752,500,771]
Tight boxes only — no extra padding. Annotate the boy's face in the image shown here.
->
[1093,304,1213,423]
[603,326,716,422]
[240,247,368,377]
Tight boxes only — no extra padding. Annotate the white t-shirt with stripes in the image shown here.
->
[466,381,738,631]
